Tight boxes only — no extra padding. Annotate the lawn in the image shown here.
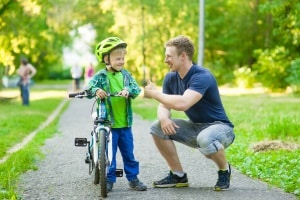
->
[0,85,68,199]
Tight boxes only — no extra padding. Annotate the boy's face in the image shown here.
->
[105,48,126,72]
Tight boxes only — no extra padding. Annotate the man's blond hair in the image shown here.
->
[165,35,194,61]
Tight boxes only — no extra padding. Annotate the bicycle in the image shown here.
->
[69,90,124,198]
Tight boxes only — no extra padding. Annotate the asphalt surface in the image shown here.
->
[17,97,298,200]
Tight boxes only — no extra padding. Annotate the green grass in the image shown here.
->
[0,118,63,199]
[0,93,65,158]
[0,86,68,199]
[35,79,71,85]
[132,94,300,197]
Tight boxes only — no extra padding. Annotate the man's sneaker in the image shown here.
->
[214,164,231,191]
[129,178,147,191]
[153,171,189,188]
[106,181,113,192]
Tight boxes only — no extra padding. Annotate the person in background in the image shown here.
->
[87,36,147,192]
[144,35,235,191]
[17,57,37,106]
[70,64,82,91]
[84,62,94,87]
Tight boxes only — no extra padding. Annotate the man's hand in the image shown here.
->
[144,79,157,98]
[160,118,180,135]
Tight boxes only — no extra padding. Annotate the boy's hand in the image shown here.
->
[144,79,157,99]
[118,89,129,98]
[95,89,107,99]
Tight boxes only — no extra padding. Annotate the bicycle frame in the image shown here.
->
[70,90,123,198]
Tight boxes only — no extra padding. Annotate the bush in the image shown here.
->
[253,47,290,91]
[286,58,300,94]
[233,66,256,88]
[48,68,72,80]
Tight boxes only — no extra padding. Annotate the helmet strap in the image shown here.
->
[111,66,120,72]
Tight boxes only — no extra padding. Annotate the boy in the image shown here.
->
[87,37,147,192]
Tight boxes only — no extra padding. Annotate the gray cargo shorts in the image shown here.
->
[150,118,235,155]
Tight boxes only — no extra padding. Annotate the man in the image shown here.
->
[17,57,37,105]
[144,35,235,191]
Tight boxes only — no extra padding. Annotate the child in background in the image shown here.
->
[84,62,94,87]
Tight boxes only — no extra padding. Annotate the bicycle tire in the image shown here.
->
[99,129,107,198]
[94,161,100,184]
[89,152,94,175]
[89,143,94,175]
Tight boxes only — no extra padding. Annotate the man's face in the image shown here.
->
[164,46,181,72]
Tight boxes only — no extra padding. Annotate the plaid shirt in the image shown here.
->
[87,68,141,126]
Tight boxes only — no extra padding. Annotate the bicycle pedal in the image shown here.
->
[74,138,88,146]
[115,169,123,177]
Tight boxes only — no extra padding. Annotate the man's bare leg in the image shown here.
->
[205,148,228,170]
[152,135,183,172]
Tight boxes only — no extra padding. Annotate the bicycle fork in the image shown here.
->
[74,127,123,177]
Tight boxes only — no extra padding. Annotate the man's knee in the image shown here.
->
[196,134,210,148]
[197,139,224,155]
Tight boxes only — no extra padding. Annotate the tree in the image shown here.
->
[1,0,299,92]
[252,0,300,91]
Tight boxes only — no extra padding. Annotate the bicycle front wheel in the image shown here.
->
[98,129,107,198]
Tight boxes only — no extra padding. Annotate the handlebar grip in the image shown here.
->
[68,93,78,98]
[68,91,87,98]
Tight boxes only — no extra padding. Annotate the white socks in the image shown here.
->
[172,170,185,177]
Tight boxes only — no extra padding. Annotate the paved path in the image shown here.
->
[18,98,298,200]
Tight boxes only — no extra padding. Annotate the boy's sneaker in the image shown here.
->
[214,164,231,191]
[106,181,113,192]
[153,171,189,188]
[129,178,147,191]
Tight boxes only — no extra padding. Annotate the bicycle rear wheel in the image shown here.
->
[99,129,107,198]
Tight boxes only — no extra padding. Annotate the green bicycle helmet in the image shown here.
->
[95,37,127,63]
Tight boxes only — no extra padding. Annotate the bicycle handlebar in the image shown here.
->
[68,90,133,99]
[69,91,88,98]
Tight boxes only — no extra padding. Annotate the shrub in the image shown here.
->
[286,58,300,94]
[233,66,256,88]
[253,47,290,91]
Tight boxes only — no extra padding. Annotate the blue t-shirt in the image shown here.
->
[163,65,233,127]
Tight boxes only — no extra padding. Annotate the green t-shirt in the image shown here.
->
[107,72,127,128]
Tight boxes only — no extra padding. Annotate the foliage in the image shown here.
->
[0,0,68,78]
[1,0,300,91]
[253,46,290,91]
[229,146,300,196]
[233,66,256,88]
[286,58,300,94]
[259,0,300,47]
[255,0,300,91]
[132,94,300,197]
